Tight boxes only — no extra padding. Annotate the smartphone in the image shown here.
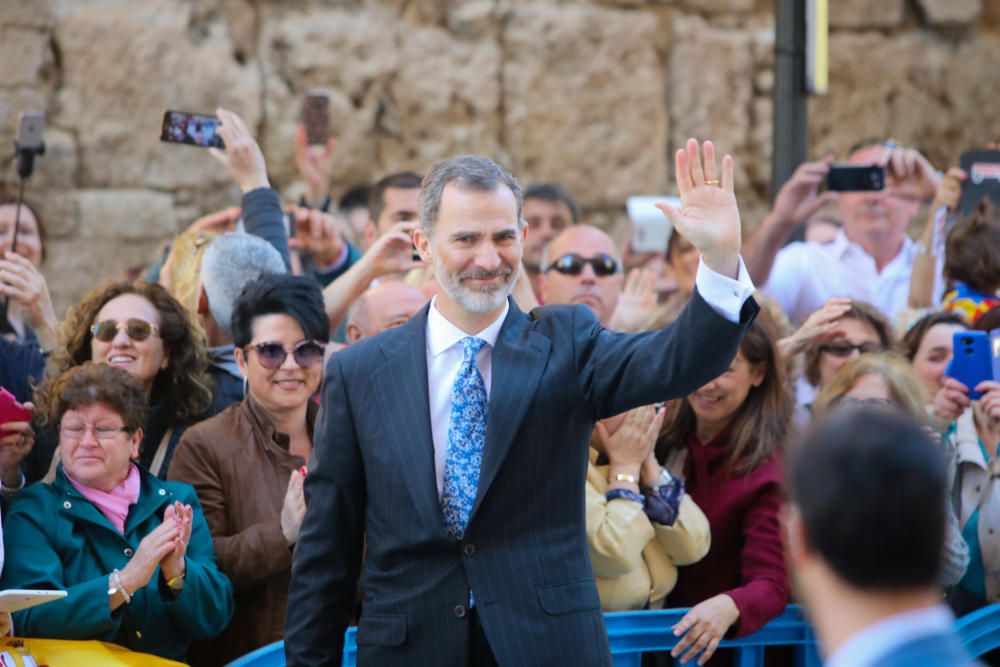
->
[958,150,1000,216]
[945,331,997,400]
[0,388,33,425]
[627,196,680,254]
[16,111,45,150]
[826,165,885,192]
[159,110,224,149]
[302,91,331,147]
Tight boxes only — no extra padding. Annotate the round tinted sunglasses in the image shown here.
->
[244,340,326,370]
[90,318,160,343]
[545,253,619,277]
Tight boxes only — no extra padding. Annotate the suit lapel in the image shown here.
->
[371,306,447,537]
[470,302,550,522]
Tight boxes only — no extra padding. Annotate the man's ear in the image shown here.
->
[346,323,363,344]
[363,219,378,246]
[413,227,433,264]
[197,284,209,316]
[784,504,814,566]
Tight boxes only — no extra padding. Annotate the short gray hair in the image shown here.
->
[418,155,524,236]
[200,233,287,335]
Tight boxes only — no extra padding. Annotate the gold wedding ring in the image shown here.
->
[705,179,720,186]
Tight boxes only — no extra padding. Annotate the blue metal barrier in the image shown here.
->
[605,604,820,667]
[225,601,1000,667]
[956,601,1000,658]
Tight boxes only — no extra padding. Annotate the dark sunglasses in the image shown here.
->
[819,341,883,358]
[90,318,159,343]
[545,253,619,277]
[245,340,326,370]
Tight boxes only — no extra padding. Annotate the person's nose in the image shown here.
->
[475,243,501,271]
[579,262,597,284]
[281,348,300,370]
[111,327,132,347]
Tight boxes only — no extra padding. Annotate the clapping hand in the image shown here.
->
[160,502,193,581]
[656,139,741,279]
[610,268,658,333]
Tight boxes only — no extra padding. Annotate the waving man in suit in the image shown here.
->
[285,139,759,667]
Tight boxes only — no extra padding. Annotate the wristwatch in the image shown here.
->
[649,467,673,491]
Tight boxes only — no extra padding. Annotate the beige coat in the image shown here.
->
[585,448,711,611]
[950,409,1000,602]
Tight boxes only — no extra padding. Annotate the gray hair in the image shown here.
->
[418,155,525,237]
[200,233,287,335]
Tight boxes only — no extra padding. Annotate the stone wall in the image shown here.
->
[2,0,1000,312]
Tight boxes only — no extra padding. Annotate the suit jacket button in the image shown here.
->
[454,605,467,618]
[463,543,476,556]
[124,548,134,557]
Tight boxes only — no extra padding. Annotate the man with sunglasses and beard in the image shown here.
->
[539,225,624,328]
[286,141,758,667]
[169,273,329,667]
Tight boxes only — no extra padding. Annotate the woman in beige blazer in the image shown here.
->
[586,403,711,611]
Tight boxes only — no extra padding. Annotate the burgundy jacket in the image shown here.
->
[666,432,789,637]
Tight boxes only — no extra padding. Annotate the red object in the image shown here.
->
[666,432,790,638]
[300,466,308,477]
[0,387,33,425]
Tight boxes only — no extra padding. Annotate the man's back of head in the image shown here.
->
[788,408,972,666]
[200,233,287,345]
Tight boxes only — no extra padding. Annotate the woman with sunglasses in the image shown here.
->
[0,363,232,661]
[18,281,211,487]
[793,299,895,428]
[811,352,969,588]
[168,273,328,666]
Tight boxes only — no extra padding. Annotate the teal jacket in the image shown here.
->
[0,465,234,662]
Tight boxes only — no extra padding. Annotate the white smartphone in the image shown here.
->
[0,589,67,613]
[627,195,679,254]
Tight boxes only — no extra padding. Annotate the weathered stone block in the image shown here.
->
[829,0,904,28]
[76,189,178,241]
[916,0,981,25]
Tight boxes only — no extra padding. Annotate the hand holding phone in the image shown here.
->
[207,108,270,194]
[0,388,32,426]
[944,331,998,400]
[627,196,679,254]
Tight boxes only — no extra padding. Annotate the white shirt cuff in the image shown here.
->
[694,256,756,324]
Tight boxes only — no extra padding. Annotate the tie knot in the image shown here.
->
[461,336,486,360]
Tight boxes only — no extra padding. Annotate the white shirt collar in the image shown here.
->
[426,295,509,358]
[834,229,915,265]
[825,604,955,667]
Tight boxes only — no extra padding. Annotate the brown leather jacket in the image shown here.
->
[167,395,316,666]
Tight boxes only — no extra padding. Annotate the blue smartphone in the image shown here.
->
[946,331,994,400]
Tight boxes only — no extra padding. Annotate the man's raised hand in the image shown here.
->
[656,139,741,278]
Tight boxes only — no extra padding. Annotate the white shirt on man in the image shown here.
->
[762,230,943,326]
[425,258,755,498]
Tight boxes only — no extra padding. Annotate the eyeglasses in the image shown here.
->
[60,422,130,442]
[244,340,326,370]
[819,341,883,358]
[545,253,619,277]
[833,396,896,410]
[90,318,159,343]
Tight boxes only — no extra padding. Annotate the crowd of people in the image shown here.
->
[0,102,997,667]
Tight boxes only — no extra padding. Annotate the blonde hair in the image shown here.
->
[812,352,928,421]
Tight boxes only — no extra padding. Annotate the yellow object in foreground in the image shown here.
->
[1,638,185,666]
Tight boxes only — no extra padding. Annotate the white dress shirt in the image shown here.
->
[762,230,944,326]
[824,605,956,667]
[425,257,755,498]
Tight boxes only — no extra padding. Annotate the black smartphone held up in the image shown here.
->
[159,110,225,149]
[302,91,331,147]
[826,165,885,192]
[958,149,1000,216]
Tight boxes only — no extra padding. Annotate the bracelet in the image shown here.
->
[605,488,644,505]
[609,472,638,485]
[0,471,26,499]
[109,569,132,604]
[165,572,186,591]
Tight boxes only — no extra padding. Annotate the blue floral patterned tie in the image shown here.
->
[441,336,488,539]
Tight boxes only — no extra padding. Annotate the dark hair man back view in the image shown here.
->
[787,408,980,667]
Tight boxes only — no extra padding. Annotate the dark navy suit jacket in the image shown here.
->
[285,290,757,666]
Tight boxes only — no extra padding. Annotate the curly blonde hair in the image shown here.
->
[53,281,211,426]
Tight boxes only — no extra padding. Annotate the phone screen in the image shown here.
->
[160,110,225,149]
[302,92,331,146]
